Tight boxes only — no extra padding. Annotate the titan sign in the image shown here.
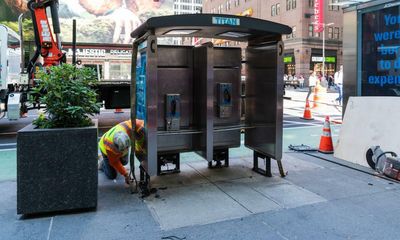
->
[314,0,324,33]
[0,0,173,44]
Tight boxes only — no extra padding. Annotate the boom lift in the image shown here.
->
[0,0,65,120]
[27,0,65,82]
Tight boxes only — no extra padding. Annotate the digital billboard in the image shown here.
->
[0,0,173,44]
[361,3,400,96]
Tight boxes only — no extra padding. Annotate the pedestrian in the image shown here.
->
[334,65,343,105]
[328,74,334,89]
[298,75,305,88]
[98,119,145,184]
[306,70,317,100]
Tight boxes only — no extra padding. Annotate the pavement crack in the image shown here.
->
[262,221,290,240]
[187,163,254,214]
[251,187,284,208]
[46,217,54,240]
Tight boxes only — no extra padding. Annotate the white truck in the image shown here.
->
[0,24,29,120]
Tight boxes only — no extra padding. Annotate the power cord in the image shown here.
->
[161,236,186,240]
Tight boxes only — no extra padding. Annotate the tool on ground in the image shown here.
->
[300,100,314,120]
[331,119,342,124]
[289,144,318,152]
[318,116,334,154]
[366,146,400,181]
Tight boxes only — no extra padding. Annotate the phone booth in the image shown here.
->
[129,14,292,194]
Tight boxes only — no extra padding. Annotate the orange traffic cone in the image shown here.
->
[319,116,334,154]
[301,100,314,120]
[312,82,322,109]
[114,108,124,114]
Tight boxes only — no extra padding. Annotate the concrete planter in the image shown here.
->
[17,120,98,215]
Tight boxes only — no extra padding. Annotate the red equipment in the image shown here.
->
[27,0,65,79]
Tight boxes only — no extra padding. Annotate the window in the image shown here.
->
[292,26,296,38]
[309,25,320,38]
[287,26,296,39]
[309,0,314,8]
[5,33,21,82]
[286,0,292,11]
[334,27,340,39]
[286,0,296,11]
[226,0,232,11]
[110,63,130,80]
[328,27,333,39]
[271,4,280,16]
[329,0,340,11]
[234,0,240,7]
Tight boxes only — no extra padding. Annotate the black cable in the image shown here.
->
[376,151,398,163]
[304,152,400,184]
[161,236,186,240]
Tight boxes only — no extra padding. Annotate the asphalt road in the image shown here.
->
[0,88,342,147]
[0,109,131,147]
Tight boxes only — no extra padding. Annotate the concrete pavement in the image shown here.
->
[1,150,399,240]
[3,88,383,240]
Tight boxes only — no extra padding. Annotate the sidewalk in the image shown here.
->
[2,88,395,240]
[1,149,399,240]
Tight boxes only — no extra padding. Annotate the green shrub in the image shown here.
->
[30,64,101,128]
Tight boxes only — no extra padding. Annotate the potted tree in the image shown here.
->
[17,64,101,215]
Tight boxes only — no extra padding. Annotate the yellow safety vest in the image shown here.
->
[99,120,133,156]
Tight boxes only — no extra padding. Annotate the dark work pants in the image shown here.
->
[101,153,128,180]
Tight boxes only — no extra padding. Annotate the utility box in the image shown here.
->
[7,93,21,120]
[129,14,291,190]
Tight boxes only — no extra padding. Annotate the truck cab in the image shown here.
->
[0,24,24,120]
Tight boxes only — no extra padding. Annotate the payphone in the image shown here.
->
[165,94,181,131]
[217,83,232,118]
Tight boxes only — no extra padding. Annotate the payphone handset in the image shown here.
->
[165,94,181,131]
[217,83,233,118]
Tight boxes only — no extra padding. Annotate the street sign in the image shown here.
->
[314,0,324,33]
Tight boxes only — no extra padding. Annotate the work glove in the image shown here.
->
[124,174,132,185]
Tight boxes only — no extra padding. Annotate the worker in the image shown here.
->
[98,119,145,184]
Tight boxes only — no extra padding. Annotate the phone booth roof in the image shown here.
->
[130,14,292,42]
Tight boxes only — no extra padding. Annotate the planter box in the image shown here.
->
[17,120,98,215]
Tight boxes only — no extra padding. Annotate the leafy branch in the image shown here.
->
[30,64,101,128]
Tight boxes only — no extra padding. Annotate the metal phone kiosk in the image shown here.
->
[129,14,291,194]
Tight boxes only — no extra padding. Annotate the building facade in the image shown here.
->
[174,0,203,14]
[173,0,203,45]
[203,0,344,78]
